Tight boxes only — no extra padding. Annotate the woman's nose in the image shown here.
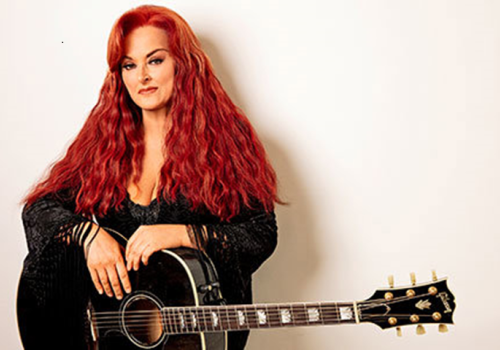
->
[139,65,150,83]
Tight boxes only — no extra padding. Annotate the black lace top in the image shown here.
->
[18,190,278,349]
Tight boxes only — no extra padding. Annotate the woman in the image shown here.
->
[17,4,280,350]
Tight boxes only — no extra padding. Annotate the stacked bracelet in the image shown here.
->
[84,226,101,259]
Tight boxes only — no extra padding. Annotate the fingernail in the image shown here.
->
[126,288,131,293]
[98,290,103,295]
[117,295,122,300]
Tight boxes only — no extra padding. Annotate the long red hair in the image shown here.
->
[24,5,280,221]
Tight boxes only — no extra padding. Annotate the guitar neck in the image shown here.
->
[162,301,359,333]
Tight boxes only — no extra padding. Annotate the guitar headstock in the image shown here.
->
[359,271,456,336]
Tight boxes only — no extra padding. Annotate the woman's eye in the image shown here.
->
[121,59,162,70]
[122,63,135,70]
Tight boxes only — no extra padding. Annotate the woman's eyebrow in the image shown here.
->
[123,48,169,60]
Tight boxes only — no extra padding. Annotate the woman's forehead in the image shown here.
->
[123,26,169,58]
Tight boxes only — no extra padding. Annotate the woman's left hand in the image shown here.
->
[125,224,191,271]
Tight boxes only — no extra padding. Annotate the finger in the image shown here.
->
[133,244,146,271]
[106,265,124,300]
[115,258,132,294]
[97,268,113,298]
[89,269,103,295]
[133,252,141,271]
[126,247,137,271]
[126,234,142,262]
[141,246,154,266]
[126,227,144,258]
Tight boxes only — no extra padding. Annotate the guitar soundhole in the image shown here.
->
[123,294,165,348]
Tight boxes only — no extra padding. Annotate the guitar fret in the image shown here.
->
[218,306,226,330]
[202,307,209,330]
[178,307,184,333]
[192,307,200,333]
[291,304,308,326]
[338,303,355,323]
[318,303,326,325]
[236,308,245,328]
[248,305,258,329]
[190,308,196,332]
[303,303,310,326]
[224,307,232,330]
[306,302,321,324]
[333,302,340,324]
[278,304,292,325]
[228,306,237,330]
[170,308,177,334]
[179,307,186,332]
[163,308,171,334]
[169,308,176,334]
[202,307,210,331]
[256,305,268,327]
[267,304,280,327]
[188,307,195,333]
[212,309,221,330]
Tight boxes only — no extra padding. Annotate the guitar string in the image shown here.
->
[91,306,415,327]
[90,293,433,332]
[95,313,350,325]
[91,293,417,321]
[91,306,431,330]
[92,307,349,322]
[93,311,354,326]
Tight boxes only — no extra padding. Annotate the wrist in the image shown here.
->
[181,225,194,248]
[84,224,101,258]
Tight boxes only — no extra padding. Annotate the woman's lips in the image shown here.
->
[139,87,158,94]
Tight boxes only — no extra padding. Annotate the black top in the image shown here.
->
[18,190,278,349]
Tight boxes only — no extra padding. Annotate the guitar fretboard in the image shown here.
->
[161,302,358,334]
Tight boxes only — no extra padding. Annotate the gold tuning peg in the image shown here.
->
[396,327,402,337]
[416,325,426,335]
[432,270,438,282]
[410,272,416,286]
[388,275,394,288]
[439,324,448,333]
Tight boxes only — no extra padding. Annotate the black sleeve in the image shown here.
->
[189,207,278,300]
[18,193,95,350]
[21,192,95,274]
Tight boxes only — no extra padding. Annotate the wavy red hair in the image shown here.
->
[23,5,280,221]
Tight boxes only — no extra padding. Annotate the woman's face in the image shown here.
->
[121,26,176,116]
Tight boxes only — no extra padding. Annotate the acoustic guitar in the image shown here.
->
[20,229,457,349]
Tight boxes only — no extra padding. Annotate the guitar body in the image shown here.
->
[87,231,228,350]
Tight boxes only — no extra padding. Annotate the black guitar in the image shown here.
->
[20,229,457,349]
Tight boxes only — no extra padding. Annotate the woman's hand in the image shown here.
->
[125,224,193,271]
[85,227,132,300]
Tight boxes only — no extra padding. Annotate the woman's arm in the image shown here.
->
[125,224,198,271]
[196,209,278,276]
[22,193,96,256]
[22,193,131,299]
[124,208,278,280]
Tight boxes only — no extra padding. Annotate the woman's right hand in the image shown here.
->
[85,227,132,299]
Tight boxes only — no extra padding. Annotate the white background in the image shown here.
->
[1,0,499,349]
